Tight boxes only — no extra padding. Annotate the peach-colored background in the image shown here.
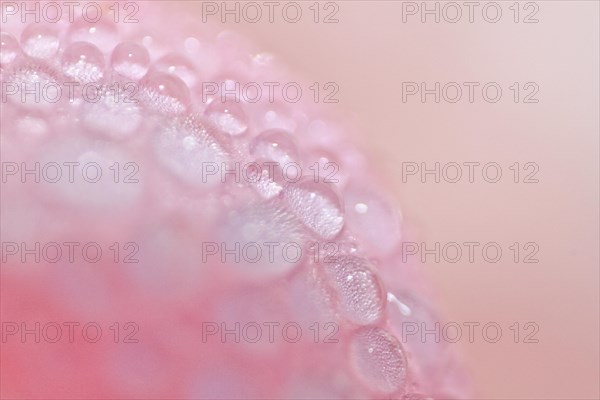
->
[177,1,600,399]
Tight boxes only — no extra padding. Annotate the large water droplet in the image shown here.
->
[350,327,408,394]
[62,42,105,83]
[0,32,19,64]
[152,116,229,187]
[140,71,191,115]
[68,18,118,53]
[154,53,198,87]
[283,179,344,240]
[21,24,60,59]
[250,129,298,165]
[111,42,150,80]
[205,100,248,136]
[324,256,385,325]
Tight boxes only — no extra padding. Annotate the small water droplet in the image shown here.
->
[0,32,19,64]
[20,25,60,59]
[154,53,198,87]
[350,327,408,394]
[283,179,344,240]
[205,100,248,136]
[250,129,298,165]
[139,71,191,115]
[68,18,118,53]
[111,42,150,80]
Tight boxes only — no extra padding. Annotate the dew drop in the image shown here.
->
[111,42,150,80]
[68,18,118,53]
[62,42,105,83]
[204,99,248,136]
[283,179,344,240]
[20,24,60,59]
[0,32,19,64]
[139,71,191,115]
[154,53,198,87]
[350,327,408,394]
[250,129,298,165]
[324,256,385,325]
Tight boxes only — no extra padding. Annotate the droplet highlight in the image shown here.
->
[139,72,191,115]
[250,129,298,165]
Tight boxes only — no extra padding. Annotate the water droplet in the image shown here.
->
[283,179,344,240]
[154,53,198,87]
[68,18,118,53]
[344,184,402,256]
[139,71,191,115]
[20,24,60,59]
[350,327,408,394]
[324,256,385,325]
[205,100,248,136]
[152,116,228,187]
[250,129,298,165]
[62,42,105,83]
[111,42,150,80]
[0,32,19,64]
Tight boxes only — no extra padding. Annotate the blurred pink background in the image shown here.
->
[180,1,600,398]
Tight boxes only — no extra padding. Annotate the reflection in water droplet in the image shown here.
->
[62,42,105,83]
[21,25,60,59]
[350,327,408,394]
[205,100,248,136]
[1,32,20,64]
[111,42,150,80]
[283,179,344,240]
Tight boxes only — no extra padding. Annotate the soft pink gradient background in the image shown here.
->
[179,1,600,399]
